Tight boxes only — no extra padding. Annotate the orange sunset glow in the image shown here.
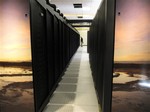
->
[0,0,31,62]
[114,0,150,62]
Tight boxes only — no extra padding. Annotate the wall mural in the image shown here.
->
[112,0,150,112]
[0,0,34,112]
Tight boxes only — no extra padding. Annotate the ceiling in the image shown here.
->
[49,0,102,20]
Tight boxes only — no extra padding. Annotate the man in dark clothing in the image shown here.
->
[81,37,83,47]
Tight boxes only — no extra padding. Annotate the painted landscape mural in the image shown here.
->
[112,0,150,112]
[0,0,34,112]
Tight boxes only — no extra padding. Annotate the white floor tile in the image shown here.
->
[76,83,95,93]
[75,92,98,106]
[44,104,74,112]
[74,105,99,112]
[49,93,76,104]
[43,47,99,112]
[77,78,94,84]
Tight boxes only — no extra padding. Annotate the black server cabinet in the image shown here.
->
[69,29,73,57]
[63,24,69,66]
[30,0,49,111]
[0,0,80,111]
[0,0,51,111]
[88,0,115,112]
[67,28,71,61]
[46,10,55,92]
[53,16,60,81]
[96,2,105,105]
[66,26,70,64]
[87,31,90,53]
[62,23,66,70]
[58,20,63,74]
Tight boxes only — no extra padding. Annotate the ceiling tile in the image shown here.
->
[50,0,102,20]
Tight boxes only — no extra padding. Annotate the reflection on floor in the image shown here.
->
[43,47,99,112]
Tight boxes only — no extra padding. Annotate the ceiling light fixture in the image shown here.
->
[73,3,82,8]
[83,7,90,11]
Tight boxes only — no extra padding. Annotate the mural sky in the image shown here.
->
[0,0,31,62]
[114,0,150,62]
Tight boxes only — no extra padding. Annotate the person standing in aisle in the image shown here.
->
[81,37,83,47]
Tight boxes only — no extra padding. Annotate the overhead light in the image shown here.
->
[73,3,82,8]
[83,7,90,11]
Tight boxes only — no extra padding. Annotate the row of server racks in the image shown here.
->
[88,0,150,112]
[0,0,80,112]
[88,0,115,112]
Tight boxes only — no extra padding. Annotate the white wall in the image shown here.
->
[75,27,89,45]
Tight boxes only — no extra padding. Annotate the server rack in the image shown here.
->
[0,0,80,112]
[30,1,49,111]
[46,10,55,92]
[88,0,115,112]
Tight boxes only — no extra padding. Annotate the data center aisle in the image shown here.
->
[43,46,99,112]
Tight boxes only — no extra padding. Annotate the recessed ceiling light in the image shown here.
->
[73,3,82,8]
[83,7,90,11]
